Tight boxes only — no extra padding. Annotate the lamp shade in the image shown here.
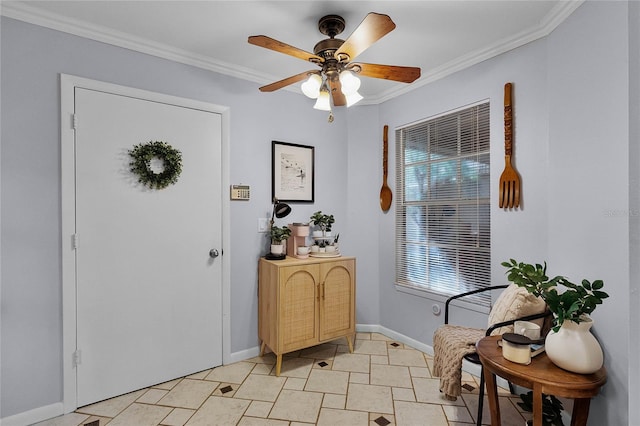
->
[339,70,361,95]
[301,74,322,99]
[274,202,291,218]
[270,198,292,225]
[313,88,331,111]
[345,91,363,107]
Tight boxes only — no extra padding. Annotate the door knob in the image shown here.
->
[209,249,220,258]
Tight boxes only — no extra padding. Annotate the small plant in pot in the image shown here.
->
[501,259,609,332]
[269,225,291,255]
[502,259,609,373]
[518,391,565,426]
[310,211,335,237]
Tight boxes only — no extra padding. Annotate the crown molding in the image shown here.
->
[2,0,583,105]
[369,0,585,105]
[0,2,268,85]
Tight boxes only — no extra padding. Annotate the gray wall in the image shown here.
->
[377,2,635,425]
[0,16,373,418]
[1,1,637,424]
[629,1,640,423]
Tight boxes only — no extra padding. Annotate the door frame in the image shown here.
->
[60,74,231,413]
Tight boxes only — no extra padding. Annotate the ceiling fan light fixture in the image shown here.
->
[249,12,421,121]
[301,74,322,98]
[345,91,364,107]
[339,70,361,95]
[313,87,331,111]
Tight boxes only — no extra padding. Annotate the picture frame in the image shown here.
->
[272,141,314,203]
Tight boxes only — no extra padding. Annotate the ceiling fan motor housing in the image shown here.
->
[314,38,345,61]
[316,14,349,69]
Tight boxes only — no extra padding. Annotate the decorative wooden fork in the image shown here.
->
[499,82,521,208]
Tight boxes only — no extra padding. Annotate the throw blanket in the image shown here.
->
[433,325,486,400]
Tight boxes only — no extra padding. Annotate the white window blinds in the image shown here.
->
[395,102,491,306]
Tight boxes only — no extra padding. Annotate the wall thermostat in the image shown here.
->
[230,185,250,200]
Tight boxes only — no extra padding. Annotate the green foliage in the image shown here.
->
[269,225,291,244]
[310,211,335,232]
[518,391,565,426]
[129,141,183,190]
[502,259,609,332]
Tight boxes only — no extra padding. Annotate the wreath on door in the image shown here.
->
[128,141,183,189]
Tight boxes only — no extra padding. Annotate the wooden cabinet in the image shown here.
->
[258,256,356,375]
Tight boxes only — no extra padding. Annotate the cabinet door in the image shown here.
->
[279,265,320,353]
[319,260,355,342]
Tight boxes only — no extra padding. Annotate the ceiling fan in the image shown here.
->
[248,12,421,109]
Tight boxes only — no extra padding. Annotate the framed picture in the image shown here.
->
[272,141,314,203]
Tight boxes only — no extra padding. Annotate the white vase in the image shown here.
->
[270,244,284,255]
[544,316,603,374]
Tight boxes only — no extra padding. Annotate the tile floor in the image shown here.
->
[36,333,533,426]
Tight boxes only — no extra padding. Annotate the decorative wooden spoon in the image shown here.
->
[380,125,393,211]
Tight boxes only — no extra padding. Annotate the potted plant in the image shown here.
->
[310,211,335,237]
[269,225,291,255]
[501,259,609,373]
[501,259,609,332]
[517,391,565,426]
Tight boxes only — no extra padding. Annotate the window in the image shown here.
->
[395,102,491,306]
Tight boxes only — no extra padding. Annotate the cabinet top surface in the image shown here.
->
[260,256,355,266]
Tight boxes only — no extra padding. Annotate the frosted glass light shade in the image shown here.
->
[339,71,361,95]
[313,89,331,111]
[345,91,363,107]
[301,74,322,98]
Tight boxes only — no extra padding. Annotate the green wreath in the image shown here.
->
[128,141,183,189]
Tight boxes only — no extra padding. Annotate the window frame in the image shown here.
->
[394,101,491,310]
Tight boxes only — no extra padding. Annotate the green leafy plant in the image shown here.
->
[502,259,609,332]
[269,225,291,244]
[310,211,335,233]
[518,391,564,426]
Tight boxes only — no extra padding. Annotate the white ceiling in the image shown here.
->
[2,1,582,104]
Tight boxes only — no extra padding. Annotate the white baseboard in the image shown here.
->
[356,324,434,356]
[228,345,261,364]
[1,402,64,426]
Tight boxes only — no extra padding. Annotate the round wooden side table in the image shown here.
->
[476,335,607,426]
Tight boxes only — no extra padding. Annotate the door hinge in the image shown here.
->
[72,234,78,250]
[72,114,78,130]
[73,350,82,367]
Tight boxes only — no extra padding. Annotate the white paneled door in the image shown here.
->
[74,88,222,406]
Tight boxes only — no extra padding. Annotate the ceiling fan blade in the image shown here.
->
[248,35,323,63]
[259,71,317,92]
[329,78,346,106]
[334,13,396,62]
[353,63,421,83]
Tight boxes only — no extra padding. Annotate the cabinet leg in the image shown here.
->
[346,335,354,353]
[275,354,283,377]
[260,341,266,357]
